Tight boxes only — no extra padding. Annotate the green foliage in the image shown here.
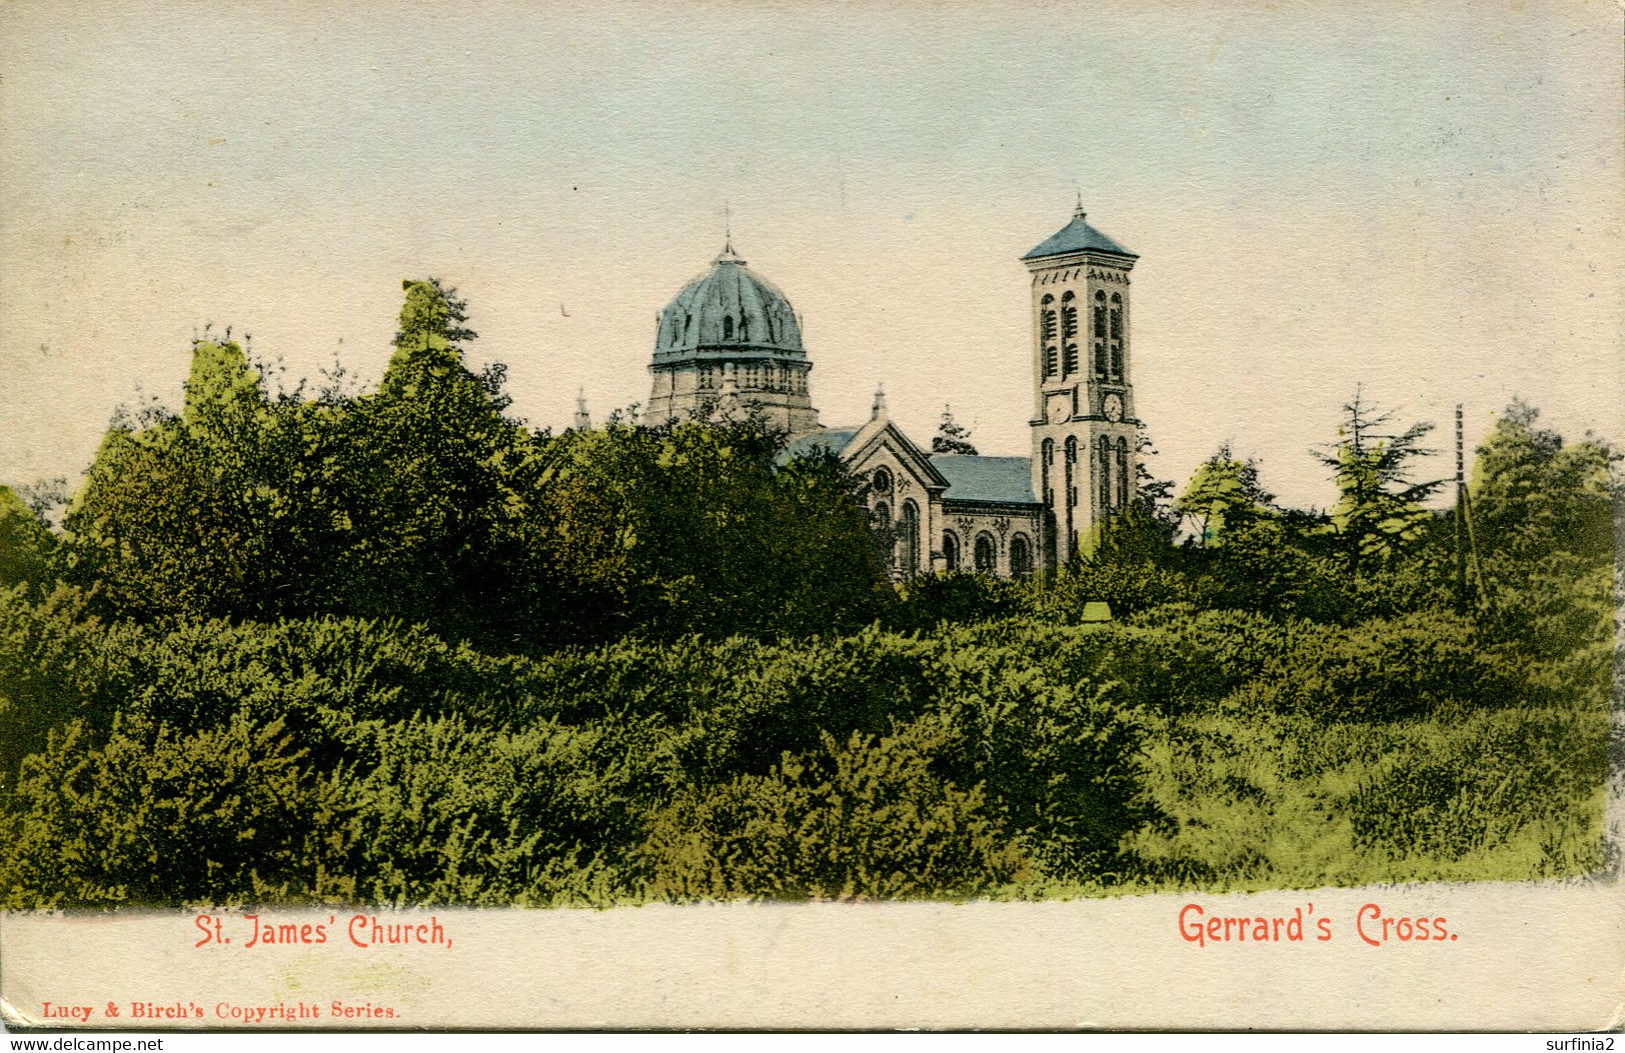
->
[0,487,57,591]
[1039,529,1208,620]
[1175,443,1274,546]
[1470,399,1616,568]
[1465,401,1619,673]
[63,340,290,619]
[532,420,886,642]
[1126,702,1608,890]
[58,280,886,649]
[0,711,339,908]
[887,571,1023,630]
[1253,611,1528,721]
[1312,390,1443,576]
[7,328,1614,910]
[318,293,542,645]
[0,604,1159,905]
[918,628,1152,880]
[647,719,1023,900]
[1131,430,1180,532]
[0,584,128,778]
[1346,708,1607,870]
[326,715,628,906]
[383,278,479,395]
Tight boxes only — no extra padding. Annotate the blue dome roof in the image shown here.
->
[654,244,804,355]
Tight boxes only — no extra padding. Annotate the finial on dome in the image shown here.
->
[871,384,888,421]
[715,204,744,264]
[717,202,741,261]
[573,387,591,431]
[1074,188,1086,222]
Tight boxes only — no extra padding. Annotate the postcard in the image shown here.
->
[0,0,1621,1033]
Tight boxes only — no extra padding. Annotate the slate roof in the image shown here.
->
[1023,215,1137,261]
[932,454,1039,505]
[776,428,860,465]
[654,244,805,355]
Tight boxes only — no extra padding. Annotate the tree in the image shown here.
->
[1131,429,1180,537]
[316,279,549,646]
[0,488,56,592]
[1311,390,1444,577]
[1469,399,1616,567]
[531,417,887,643]
[1466,399,1619,662]
[1175,444,1274,547]
[60,281,549,646]
[932,405,978,456]
[381,278,481,398]
[63,337,297,620]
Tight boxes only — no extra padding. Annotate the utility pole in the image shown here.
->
[1455,404,1467,611]
[1455,404,1496,618]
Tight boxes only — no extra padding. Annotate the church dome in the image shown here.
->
[653,243,804,357]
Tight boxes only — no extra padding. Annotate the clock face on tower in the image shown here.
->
[1046,392,1071,422]
[1102,393,1124,422]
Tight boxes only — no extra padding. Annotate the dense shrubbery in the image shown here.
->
[0,281,1615,905]
[0,579,1608,905]
[0,600,1164,905]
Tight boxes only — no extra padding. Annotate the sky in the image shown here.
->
[2,0,1620,512]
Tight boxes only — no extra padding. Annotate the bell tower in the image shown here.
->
[1024,202,1140,566]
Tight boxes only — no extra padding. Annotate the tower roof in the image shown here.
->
[1022,208,1137,262]
[653,244,804,356]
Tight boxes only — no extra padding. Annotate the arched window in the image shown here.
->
[1116,436,1130,509]
[739,316,749,342]
[1098,435,1113,510]
[1040,438,1054,505]
[684,314,693,343]
[1009,534,1033,577]
[1110,293,1123,379]
[1064,436,1078,510]
[942,531,960,572]
[974,532,997,574]
[874,501,893,568]
[1093,291,1108,375]
[1041,295,1058,378]
[723,314,734,340]
[899,500,920,575]
[1061,291,1079,376]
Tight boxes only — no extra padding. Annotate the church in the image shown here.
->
[642,203,1142,578]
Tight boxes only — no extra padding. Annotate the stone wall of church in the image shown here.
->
[648,361,818,434]
[854,448,941,581]
[938,505,1043,578]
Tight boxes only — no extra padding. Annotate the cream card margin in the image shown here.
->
[2,884,1624,1031]
[2,0,1623,1034]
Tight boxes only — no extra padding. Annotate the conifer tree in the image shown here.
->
[932,405,978,456]
[1311,390,1442,577]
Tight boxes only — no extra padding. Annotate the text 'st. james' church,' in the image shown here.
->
[643,202,1140,578]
